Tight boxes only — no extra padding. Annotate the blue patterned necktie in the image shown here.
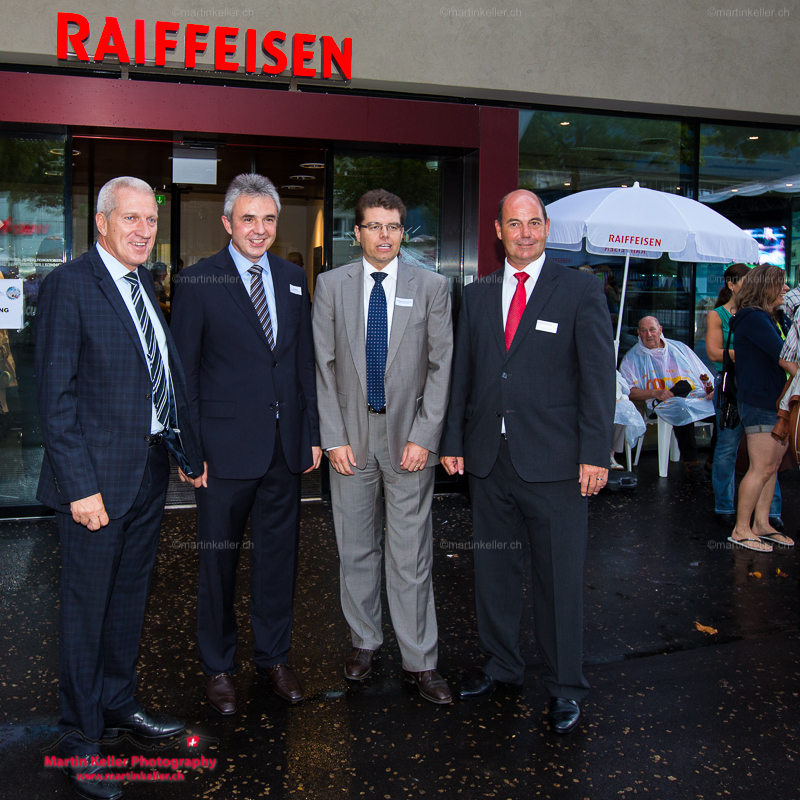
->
[123,272,170,429]
[248,265,275,350]
[366,271,388,411]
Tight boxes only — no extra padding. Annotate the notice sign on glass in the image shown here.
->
[0,280,24,329]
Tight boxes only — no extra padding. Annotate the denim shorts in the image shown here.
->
[738,399,778,434]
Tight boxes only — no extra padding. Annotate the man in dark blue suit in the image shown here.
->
[170,174,320,716]
[440,190,615,734]
[36,177,204,799]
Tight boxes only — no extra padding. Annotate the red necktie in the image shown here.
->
[505,271,529,351]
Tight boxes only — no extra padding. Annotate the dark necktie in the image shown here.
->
[366,272,388,410]
[505,271,529,351]
[248,265,275,350]
[123,272,170,429]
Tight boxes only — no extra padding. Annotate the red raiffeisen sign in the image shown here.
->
[56,12,352,79]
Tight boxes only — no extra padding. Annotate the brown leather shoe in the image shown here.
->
[206,673,236,715]
[256,663,303,703]
[344,648,379,681]
[402,669,452,704]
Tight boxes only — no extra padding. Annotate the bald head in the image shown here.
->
[495,189,551,270]
[638,316,664,349]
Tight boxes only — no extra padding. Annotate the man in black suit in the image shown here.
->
[36,177,204,799]
[171,174,320,716]
[440,189,615,733]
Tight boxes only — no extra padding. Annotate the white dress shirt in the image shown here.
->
[97,243,170,434]
[363,256,398,341]
[501,253,546,326]
[500,252,546,434]
[229,241,279,343]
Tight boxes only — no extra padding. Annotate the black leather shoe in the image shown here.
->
[457,672,500,700]
[716,513,736,527]
[548,697,581,734]
[63,762,123,800]
[769,516,785,532]
[256,663,303,703]
[104,708,185,739]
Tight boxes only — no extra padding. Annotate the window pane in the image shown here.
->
[332,154,441,271]
[0,135,66,508]
[695,123,800,364]
[520,109,692,357]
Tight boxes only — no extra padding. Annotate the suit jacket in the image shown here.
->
[312,259,452,472]
[440,258,615,482]
[35,246,203,518]
[170,247,319,479]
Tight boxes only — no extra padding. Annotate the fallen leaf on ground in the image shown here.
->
[695,622,718,635]
[748,571,762,578]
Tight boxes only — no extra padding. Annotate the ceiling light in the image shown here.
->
[731,189,738,192]
[560,121,570,126]
[289,175,315,181]
[299,162,325,169]
[564,182,570,186]
[749,136,759,140]
[281,185,304,190]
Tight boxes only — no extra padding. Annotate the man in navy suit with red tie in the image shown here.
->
[440,189,615,733]
[171,174,320,716]
[36,177,204,800]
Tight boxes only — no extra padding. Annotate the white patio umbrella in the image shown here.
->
[545,182,760,356]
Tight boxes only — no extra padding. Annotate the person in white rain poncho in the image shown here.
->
[620,316,715,483]
[610,371,646,470]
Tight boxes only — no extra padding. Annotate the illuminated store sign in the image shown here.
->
[56,12,352,79]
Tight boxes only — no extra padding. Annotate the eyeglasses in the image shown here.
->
[358,223,403,234]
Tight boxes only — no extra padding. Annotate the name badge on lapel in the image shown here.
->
[395,297,413,307]
[535,320,558,334]
[290,284,302,296]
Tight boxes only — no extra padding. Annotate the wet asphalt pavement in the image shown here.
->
[0,452,798,800]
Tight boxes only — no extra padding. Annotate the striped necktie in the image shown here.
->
[123,272,170,429]
[248,265,275,350]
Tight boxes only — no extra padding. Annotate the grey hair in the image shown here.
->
[223,174,282,220]
[96,177,155,218]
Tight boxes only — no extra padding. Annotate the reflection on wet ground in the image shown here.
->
[1,452,798,799]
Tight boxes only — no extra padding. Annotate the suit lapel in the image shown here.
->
[487,270,506,355]
[343,261,368,398]
[506,258,558,361]
[91,246,149,370]
[386,262,415,372]
[218,248,273,350]
[268,252,287,353]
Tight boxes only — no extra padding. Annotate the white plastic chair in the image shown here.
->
[632,416,713,478]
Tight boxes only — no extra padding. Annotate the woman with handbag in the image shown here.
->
[705,264,782,529]
[727,265,795,552]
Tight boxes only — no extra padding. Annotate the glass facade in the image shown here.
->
[520,110,800,367]
[1,106,800,515]
[0,134,67,509]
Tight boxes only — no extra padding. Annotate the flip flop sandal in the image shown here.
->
[757,534,795,547]
[727,536,772,553]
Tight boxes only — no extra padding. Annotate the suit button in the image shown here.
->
[496,412,501,417]
[501,373,508,379]
[269,403,276,410]
[145,393,152,400]
[273,361,278,368]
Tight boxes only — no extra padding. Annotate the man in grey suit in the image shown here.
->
[312,189,453,704]
[440,189,615,732]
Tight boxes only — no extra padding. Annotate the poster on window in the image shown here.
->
[0,279,23,329]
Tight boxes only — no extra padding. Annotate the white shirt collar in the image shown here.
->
[363,256,399,282]
[96,242,138,282]
[503,252,546,283]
